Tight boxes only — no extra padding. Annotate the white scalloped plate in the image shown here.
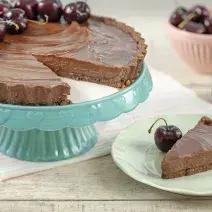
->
[112,114,212,196]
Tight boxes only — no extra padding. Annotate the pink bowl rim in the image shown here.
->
[167,21,212,40]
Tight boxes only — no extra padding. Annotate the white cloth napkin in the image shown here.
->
[0,66,212,181]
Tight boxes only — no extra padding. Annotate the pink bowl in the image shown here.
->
[167,22,212,74]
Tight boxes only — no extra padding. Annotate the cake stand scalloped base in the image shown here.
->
[0,125,97,161]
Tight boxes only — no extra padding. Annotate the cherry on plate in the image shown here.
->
[37,0,62,22]
[15,0,38,20]
[148,118,182,153]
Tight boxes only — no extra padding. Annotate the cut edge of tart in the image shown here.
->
[161,116,212,179]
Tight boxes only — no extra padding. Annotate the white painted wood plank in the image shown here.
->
[0,156,211,201]
[0,201,212,212]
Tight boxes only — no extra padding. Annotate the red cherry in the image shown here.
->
[37,0,62,22]
[15,0,38,20]
[63,1,90,24]
[148,118,182,153]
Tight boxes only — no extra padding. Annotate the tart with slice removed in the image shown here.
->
[0,15,147,105]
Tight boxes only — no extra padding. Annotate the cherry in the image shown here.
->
[15,0,38,20]
[3,8,25,20]
[0,3,10,17]
[148,118,182,153]
[6,17,28,34]
[169,6,189,27]
[189,5,210,22]
[37,0,62,22]
[76,1,91,21]
[204,18,212,34]
[0,18,6,41]
[183,21,206,34]
[63,1,91,24]
[170,12,184,27]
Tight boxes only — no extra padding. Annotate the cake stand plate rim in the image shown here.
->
[0,62,152,130]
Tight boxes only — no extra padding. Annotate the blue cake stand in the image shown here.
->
[0,62,152,161]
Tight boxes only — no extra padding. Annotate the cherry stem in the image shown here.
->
[178,12,196,29]
[1,20,19,30]
[148,118,168,134]
[28,15,49,25]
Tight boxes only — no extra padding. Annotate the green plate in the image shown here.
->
[112,114,212,196]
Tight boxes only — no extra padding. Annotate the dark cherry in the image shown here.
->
[63,1,91,24]
[204,18,212,34]
[183,21,206,34]
[76,1,91,21]
[15,0,38,20]
[177,12,206,34]
[170,6,189,27]
[37,0,62,22]
[189,5,210,22]
[6,17,28,34]
[0,18,6,41]
[170,12,184,27]
[3,8,25,20]
[0,3,10,17]
[148,118,182,153]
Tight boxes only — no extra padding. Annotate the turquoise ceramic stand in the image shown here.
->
[0,62,152,162]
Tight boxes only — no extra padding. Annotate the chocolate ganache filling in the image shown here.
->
[0,15,147,105]
[3,19,138,67]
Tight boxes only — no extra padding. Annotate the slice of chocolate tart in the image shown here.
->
[162,116,212,179]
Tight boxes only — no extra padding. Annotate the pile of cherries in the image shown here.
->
[0,0,91,40]
[170,4,212,34]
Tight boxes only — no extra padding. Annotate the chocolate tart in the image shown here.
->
[162,116,212,179]
[0,15,147,105]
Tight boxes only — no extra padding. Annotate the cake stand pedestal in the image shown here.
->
[0,62,152,162]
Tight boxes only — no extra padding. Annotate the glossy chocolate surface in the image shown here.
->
[163,118,212,162]
[0,16,145,105]
[0,50,63,86]
[3,19,138,67]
